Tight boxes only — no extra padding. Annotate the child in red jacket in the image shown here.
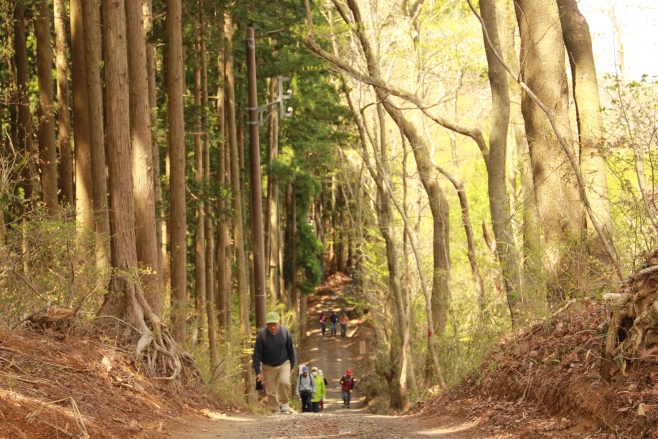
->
[340,369,355,408]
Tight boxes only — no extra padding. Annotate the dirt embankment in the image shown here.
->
[413,277,658,438]
[0,325,232,438]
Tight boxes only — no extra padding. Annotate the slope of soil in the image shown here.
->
[412,296,658,438]
[0,325,231,438]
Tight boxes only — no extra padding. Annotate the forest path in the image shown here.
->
[160,275,489,438]
[299,277,367,413]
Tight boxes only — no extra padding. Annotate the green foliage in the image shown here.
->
[0,213,108,326]
[600,74,658,263]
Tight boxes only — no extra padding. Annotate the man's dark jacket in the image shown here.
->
[252,325,296,375]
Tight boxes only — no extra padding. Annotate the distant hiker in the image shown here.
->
[330,311,339,336]
[340,369,355,408]
[339,313,349,338]
[253,312,296,415]
[296,365,316,413]
[319,312,327,336]
[318,369,328,410]
[350,266,357,286]
[310,367,326,413]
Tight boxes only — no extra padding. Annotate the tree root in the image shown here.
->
[98,271,201,383]
[603,249,658,380]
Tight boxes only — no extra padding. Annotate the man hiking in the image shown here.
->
[340,369,355,408]
[253,312,296,414]
[329,311,339,336]
[339,313,349,338]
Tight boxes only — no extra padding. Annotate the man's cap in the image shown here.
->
[346,369,352,375]
[265,311,280,324]
[302,366,309,372]
[311,366,318,371]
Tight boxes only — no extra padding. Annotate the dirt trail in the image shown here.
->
[301,284,367,412]
[162,277,492,438]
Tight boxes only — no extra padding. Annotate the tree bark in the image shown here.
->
[70,0,92,227]
[495,0,541,296]
[434,165,487,313]
[216,31,229,331]
[82,0,111,269]
[199,0,218,368]
[477,0,523,321]
[35,0,59,213]
[266,76,280,307]
[225,10,252,395]
[514,0,582,298]
[291,184,298,338]
[13,3,35,203]
[193,44,206,345]
[607,3,627,84]
[54,0,73,207]
[143,0,162,273]
[400,135,419,395]
[98,0,190,379]
[99,0,138,317]
[166,0,187,344]
[557,0,613,251]
[126,0,164,316]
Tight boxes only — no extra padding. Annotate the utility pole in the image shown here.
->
[246,26,267,328]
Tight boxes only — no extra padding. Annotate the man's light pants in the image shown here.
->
[261,360,291,411]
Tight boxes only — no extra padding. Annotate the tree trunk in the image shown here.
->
[54,0,73,207]
[557,0,613,256]
[495,0,541,298]
[216,32,228,331]
[401,139,419,396]
[143,0,162,273]
[375,102,406,408]
[478,0,523,321]
[35,0,59,213]
[291,184,299,338]
[331,15,408,401]
[199,0,218,368]
[70,0,92,227]
[607,3,627,84]
[514,0,582,299]
[82,0,111,269]
[266,76,280,307]
[435,165,487,313]
[126,0,164,316]
[13,3,35,203]
[99,0,137,317]
[300,293,307,340]
[98,0,190,379]
[166,0,187,344]
[225,10,252,396]
[193,44,206,345]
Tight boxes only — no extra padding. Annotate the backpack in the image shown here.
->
[259,326,289,345]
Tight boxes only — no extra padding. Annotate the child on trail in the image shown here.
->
[339,313,349,338]
[340,369,355,408]
[330,311,339,336]
[296,366,316,413]
[319,312,327,336]
[310,367,325,413]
